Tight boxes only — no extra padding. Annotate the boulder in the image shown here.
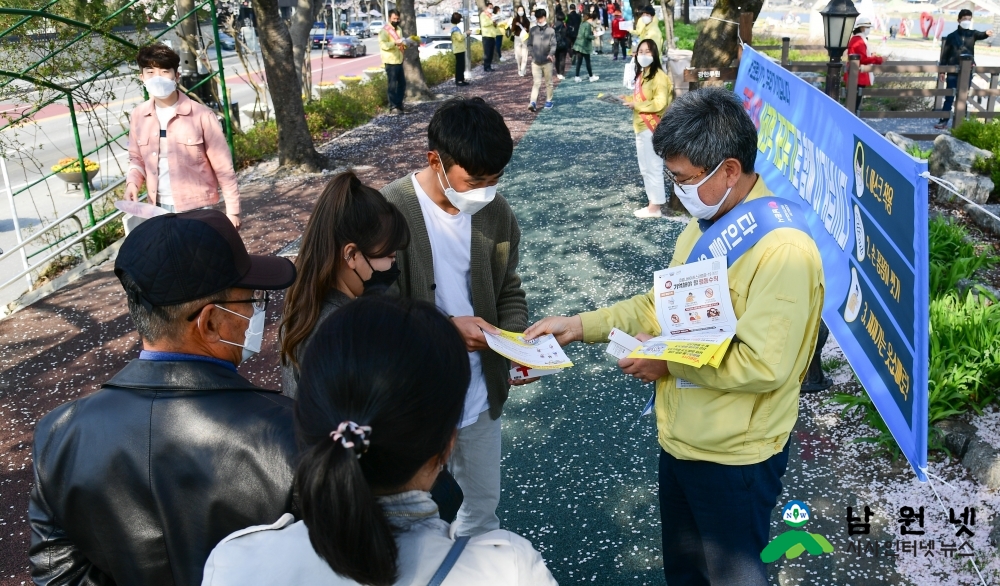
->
[884,131,916,154]
[935,171,994,205]
[964,203,1000,237]
[929,134,993,176]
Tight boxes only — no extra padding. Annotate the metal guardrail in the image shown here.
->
[0,172,130,292]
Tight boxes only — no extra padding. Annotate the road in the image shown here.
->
[0,38,382,308]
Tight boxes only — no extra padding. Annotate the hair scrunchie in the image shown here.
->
[330,421,372,458]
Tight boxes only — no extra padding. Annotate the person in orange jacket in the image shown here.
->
[843,16,883,114]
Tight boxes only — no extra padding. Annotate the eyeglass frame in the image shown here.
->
[663,159,726,186]
[185,289,270,321]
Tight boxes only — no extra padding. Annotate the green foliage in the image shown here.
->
[233,120,279,169]
[831,217,1000,459]
[672,22,699,51]
[929,215,997,297]
[953,119,1000,194]
[906,144,933,160]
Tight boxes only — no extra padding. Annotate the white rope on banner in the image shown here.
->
[918,465,988,586]
[921,171,1000,227]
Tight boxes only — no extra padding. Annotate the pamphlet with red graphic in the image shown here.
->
[628,257,737,368]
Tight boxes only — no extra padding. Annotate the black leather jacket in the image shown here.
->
[29,359,298,586]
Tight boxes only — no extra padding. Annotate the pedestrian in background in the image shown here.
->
[480,2,496,72]
[203,297,558,586]
[279,171,410,400]
[379,10,406,114]
[843,16,882,115]
[527,9,557,112]
[573,11,599,82]
[451,12,470,86]
[936,8,993,128]
[512,5,532,76]
[611,7,629,60]
[30,210,298,586]
[627,39,672,218]
[636,5,663,53]
[493,5,505,63]
[124,43,241,230]
[553,7,571,79]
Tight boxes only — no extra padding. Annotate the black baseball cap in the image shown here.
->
[642,5,655,14]
[115,209,296,309]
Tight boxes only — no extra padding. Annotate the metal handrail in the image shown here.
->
[0,177,128,260]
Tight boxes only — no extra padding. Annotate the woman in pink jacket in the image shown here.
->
[843,16,884,115]
[124,43,241,229]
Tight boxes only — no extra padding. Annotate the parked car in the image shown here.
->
[217,31,236,51]
[418,39,451,60]
[369,20,384,35]
[327,36,367,58]
[347,21,369,38]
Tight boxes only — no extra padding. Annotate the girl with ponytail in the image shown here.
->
[203,297,556,585]
[279,170,410,399]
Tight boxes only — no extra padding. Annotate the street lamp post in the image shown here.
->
[820,0,859,101]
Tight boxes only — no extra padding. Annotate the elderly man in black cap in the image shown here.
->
[28,210,298,586]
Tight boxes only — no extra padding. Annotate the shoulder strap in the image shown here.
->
[426,536,472,586]
[686,197,811,265]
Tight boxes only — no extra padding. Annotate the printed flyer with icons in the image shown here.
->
[628,257,737,368]
[482,328,574,371]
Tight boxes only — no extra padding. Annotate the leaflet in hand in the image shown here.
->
[483,328,574,370]
[627,257,738,368]
[606,328,642,359]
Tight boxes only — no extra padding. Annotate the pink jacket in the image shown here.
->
[126,92,240,215]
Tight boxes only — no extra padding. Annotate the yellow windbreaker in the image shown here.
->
[635,15,663,51]
[379,25,403,65]
[580,178,825,465]
[632,68,673,134]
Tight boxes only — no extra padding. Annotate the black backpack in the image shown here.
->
[555,22,569,50]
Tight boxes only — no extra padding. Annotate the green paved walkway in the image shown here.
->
[497,54,684,584]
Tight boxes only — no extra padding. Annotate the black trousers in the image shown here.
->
[494,35,503,61]
[455,52,466,83]
[483,37,494,71]
[385,63,404,109]
[575,51,592,77]
[554,48,569,74]
[613,37,628,58]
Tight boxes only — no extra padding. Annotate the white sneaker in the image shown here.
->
[518,70,525,76]
[634,207,663,218]
[574,76,582,82]
[500,56,506,62]
[589,75,600,82]
[557,74,565,80]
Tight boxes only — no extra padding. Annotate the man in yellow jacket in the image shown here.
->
[480,2,497,71]
[525,87,824,586]
[379,9,406,113]
[635,5,663,53]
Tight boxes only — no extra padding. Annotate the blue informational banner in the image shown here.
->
[734,46,929,481]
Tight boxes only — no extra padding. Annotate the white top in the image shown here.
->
[154,104,176,205]
[411,173,489,428]
[201,492,557,586]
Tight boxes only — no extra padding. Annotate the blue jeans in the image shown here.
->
[658,443,790,586]
[483,37,494,71]
[940,72,972,122]
[385,63,404,109]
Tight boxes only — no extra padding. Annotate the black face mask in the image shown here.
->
[355,255,400,296]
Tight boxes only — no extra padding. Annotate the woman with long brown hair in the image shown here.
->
[280,171,410,399]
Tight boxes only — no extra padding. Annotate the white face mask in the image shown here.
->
[143,75,177,99]
[435,155,498,215]
[215,304,266,364]
[860,29,869,38]
[672,160,733,220]
[960,19,973,29]
[642,15,652,23]
[637,54,654,68]
[538,19,546,26]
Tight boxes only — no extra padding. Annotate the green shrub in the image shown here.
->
[233,120,279,169]
[673,22,698,51]
[952,118,1000,195]
[906,144,933,160]
[831,216,1000,458]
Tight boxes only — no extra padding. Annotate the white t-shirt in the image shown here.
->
[154,104,176,206]
[411,173,489,428]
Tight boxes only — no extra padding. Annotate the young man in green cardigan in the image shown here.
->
[382,97,532,537]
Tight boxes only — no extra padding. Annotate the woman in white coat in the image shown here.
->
[202,297,557,586]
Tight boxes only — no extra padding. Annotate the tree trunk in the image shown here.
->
[661,0,675,49]
[396,0,436,101]
[682,0,689,24]
[689,0,762,68]
[252,0,326,170]
[289,0,324,101]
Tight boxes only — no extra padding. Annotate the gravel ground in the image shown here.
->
[2,53,999,586]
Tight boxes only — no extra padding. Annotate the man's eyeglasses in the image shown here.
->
[664,166,711,186]
[185,290,269,321]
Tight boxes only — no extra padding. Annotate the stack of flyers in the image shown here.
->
[481,328,574,380]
